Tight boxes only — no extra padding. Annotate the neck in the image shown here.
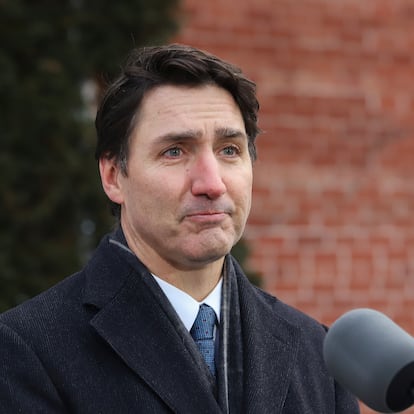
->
[159,260,224,301]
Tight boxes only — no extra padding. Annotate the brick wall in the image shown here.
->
[172,1,414,412]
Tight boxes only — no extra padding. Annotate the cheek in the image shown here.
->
[138,176,178,214]
[230,180,252,218]
[234,170,253,201]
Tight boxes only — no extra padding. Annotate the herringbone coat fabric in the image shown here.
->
[0,230,359,413]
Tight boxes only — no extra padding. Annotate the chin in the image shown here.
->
[179,232,236,264]
[188,245,232,266]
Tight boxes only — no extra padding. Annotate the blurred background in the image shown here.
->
[2,1,414,413]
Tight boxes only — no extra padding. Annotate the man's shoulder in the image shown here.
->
[231,265,327,348]
[230,255,326,335]
[0,270,86,333]
[253,284,325,331]
[0,231,138,342]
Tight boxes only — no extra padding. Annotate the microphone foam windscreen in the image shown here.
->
[323,308,414,413]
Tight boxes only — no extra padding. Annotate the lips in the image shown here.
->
[180,202,233,225]
[187,210,226,217]
[184,212,228,227]
[181,203,233,221]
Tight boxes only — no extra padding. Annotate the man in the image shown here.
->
[0,44,359,413]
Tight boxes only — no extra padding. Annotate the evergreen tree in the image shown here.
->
[0,0,179,311]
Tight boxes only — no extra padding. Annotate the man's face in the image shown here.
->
[102,84,253,273]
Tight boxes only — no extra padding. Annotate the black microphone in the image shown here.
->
[323,308,414,413]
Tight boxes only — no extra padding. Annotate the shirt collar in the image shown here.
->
[152,275,222,331]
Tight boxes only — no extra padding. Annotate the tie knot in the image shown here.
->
[190,304,217,341]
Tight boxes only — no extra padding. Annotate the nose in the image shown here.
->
[189,151,227,199]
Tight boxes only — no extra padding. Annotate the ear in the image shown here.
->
[99,157,125,205]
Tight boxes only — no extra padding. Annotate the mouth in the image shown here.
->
[187,209,225,216]
[184,211,229,224]
[180,201,234,225]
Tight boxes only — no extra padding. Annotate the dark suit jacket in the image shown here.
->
[0,231,359,413]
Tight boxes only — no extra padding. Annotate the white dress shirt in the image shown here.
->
[152,274,222,332]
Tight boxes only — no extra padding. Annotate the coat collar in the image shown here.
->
[82,232,221,413]
[230,258,301,412]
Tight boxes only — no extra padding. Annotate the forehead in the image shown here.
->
[134,84,245,133]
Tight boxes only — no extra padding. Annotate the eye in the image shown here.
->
[221,145,240,157]
[163,147,182,158]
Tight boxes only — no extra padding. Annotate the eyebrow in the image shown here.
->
[153,127,247,146]
[215,127,247,139]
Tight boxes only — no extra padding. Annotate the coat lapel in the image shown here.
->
[234,260,301,413]
[82,235,221,414]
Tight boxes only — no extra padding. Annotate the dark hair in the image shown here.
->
[95,44,260,217]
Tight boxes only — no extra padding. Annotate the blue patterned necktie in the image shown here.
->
[190,304,217,377]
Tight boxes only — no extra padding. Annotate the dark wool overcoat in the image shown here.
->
[0,230,359,413]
